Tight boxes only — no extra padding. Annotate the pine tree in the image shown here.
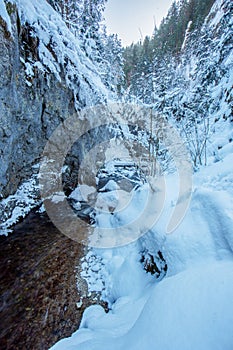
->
[47,0,123,93]
[100,32,124,93]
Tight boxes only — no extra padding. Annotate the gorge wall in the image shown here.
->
[0,0,109,199]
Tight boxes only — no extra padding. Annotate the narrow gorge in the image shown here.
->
[0,0,233,349]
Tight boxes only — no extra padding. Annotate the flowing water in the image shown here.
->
[0,209,91,350]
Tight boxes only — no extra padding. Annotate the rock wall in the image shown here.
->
[0,6,77,198]
[0,1,109,200]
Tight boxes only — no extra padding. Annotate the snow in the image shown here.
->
[0,0,116,233]
[49,27,233,341]
[181,20,192,51]
[93,261,233,350]
[51,261,233,350]
[50,118,233,349]
[122,261,233,350]
[1,0,232,348]
[0,0,12,34]
[13,0,112,108]
[207,0,225,28]
[51,192,66,203]
[0,173,40,235]
[99,179,120,192]
[88,179,165,248]
[69,184,96,203]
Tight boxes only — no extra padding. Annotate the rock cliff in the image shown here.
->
[0,0,109,199]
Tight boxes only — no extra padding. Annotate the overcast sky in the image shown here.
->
[104,0,174,46]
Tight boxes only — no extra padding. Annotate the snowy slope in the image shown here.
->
[50,0,233,348]
[172,0,233,169]
[50,72,233,350]
[10,0,112,107]
[52,263,233,350]
[50,119,233,349]
[50,149,233,349]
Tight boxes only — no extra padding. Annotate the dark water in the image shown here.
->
[0,209,87,350]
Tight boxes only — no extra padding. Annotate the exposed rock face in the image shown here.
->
[0,1,110,200]
[0,7,77,198]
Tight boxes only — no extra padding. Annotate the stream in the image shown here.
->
[0,209,90,350]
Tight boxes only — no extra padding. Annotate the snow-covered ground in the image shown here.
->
[50,112,233,350]
[0,171,41,235]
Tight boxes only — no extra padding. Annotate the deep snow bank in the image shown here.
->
[50,132,233,350]
[51,260,233,350]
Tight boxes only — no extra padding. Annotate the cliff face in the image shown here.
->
[0,0,109,199]
[0,15,74,198]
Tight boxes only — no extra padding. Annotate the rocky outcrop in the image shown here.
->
[0,1,109,200]
[0,8,73,198]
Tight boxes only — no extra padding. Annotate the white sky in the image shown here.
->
[104,0,174,46]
